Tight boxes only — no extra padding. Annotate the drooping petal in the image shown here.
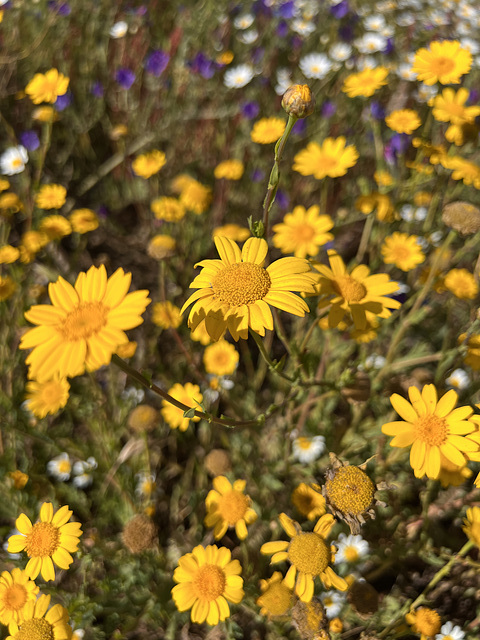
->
[283,564,296,589]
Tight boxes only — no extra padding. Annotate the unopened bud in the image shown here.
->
[282,84,315,118]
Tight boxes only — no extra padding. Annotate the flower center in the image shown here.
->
[297,437,312,450]
[288,532,331,575]
[15,618,54,640]
[326,466,375,516]
[433,57,455,75]
[391,245,411,261]
[293,224,315,242]
[24,522,60,558]
[414,415,448,446]
[193,564,226,601]
[58,460,71,474]
[61,302,108,340]
[318,155,338,171]
[257,582,292,616]
[343,546,359,562]
[333,276,367,303]
[41,381,65,404]
[218,490,249,524]
[4,584,28,611]
[212,262,271,306]
[415,608,441,636]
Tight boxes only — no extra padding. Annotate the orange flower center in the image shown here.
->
[3,584,28,611]
[40,380,66,404]
[293,223,315,242]
[15,618,54,640]
[218,490,248,524]
[288,532,331,575]
[432,57,455,75]
[413,608,441,636]
[343,546,360,562]
[24,522,60,558]
[212,263,271,306]
[193,564,226,601]
[414,415,448,446]
[333,276,367,303]
[257,581,292,616]
[61,302,108,340]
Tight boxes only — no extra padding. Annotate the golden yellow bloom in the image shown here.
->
[0,275,17,302]
[412,40,472,85]
[116,340,137,358]
[405,607,441,640]
[444,268,478,299]
[314,250,401,330]
[32,106,57,122]
[291,483,326,521]
[261,513,348,602]
[7,503,82,581]
[0,245,20,264]
[329,618,343,633]
[256,572,293,618]
[21,230,49,254]
[447,156,480,188]
[355,193,395,222]
[147,234,176,260]
[181,236,317,341]
[69,209,99,233]
[132,150,166,179]
[217,50,234,65]
[205,476,257,540]
[25,68,69,104]
[152,301,182,329]
[110,124,128,140]
[381,232,425,271]
[272,205,334,259]
[0,569,39,625]
[151,196,186,222]
[251,117,286,144]
[214,159,244,180]
[293,138,359,180]
[212,224,250,242]
[459,332,480,370]
[190,321,215,344]
[9,471,29,490]
[342,67,389,98]
[432,88,480,125]
[0,178,9,192]
[179,179,212,215]
[463,506,480,548]
[39,214,72,240]
[20,265,151,382]
[385,109,421,134]
[437,456,472,488]
[414,192,432,206]
[374,170,394,187]
[382,384,478,480]
[6,594,72,640]
[203,340,239,376]
[172,544,244,625]
[161,382,203,431]
[35,184,67,210]
[127,404,158,433]
[25,377,70,418]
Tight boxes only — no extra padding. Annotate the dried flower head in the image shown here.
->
[122,514,156,553]
[282,84,315,118]
[127,405,158,433]
[348,579,379,618]
[204,449,231,477]
[442,201,480,235]
[256,572,293,618]
[291,597,331,640]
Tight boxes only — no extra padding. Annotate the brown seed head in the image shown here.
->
[442,201,480,235]
[282,84,316,118]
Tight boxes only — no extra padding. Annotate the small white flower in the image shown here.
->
[72,630,85,640]
[429,231,443,246]
[363,14,386,31]
[329,42,352,62]
[460,37,480,55]
[363,354,386,370]
[237,29,259,44]
[72,457,97,488]
[396,12,416,26]
[135,472,156,498]
[393,281,410,295]
[47,452,72,481]
[0,146,28,176]
[292,435,326,463]
[109,21,128,38]
[224,64,255,88]
[400,204,427,222]
[291,19,316,36]
[354,33,388,54]
[435,621,465,640]
[396,62,417,81]
[299,53,333,79]
[334,533,370,563]
[122,386,145,404]
[416,83,438,103]
[204,375,234,404]
[446,368,470,391]
[321,590,345,618]
[234,13,254,29]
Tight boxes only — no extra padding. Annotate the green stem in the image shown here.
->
[250,329,295,383]
[356,214,375,264]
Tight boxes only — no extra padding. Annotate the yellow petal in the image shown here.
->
[241,237,268,265]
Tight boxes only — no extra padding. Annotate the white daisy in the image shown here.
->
[291,19,316,36]
[109,21,128,38]
[416,83,438,103]
[435,621,465,640]
[334,533,370,563]
[234,13,255,29]
[321,590,345,619]
[445,368,470,391]
[299,53,333,79]
[224,64,255,88]
[460,37,480,55]
[135,472,157,498]
[363,14,386,31]
[122,386,145,404]
[73,457,97,488]
[329,42,352,62]
[399,204,427,222]
[354,33,388,54]
[0,145,28,176]
[237,29,259,45]
[47,452,72,481]
[362,354,386,370]
[292,435,326,463]
[396,12,416,26]
[72,629,85,640]
[204,375,234,404]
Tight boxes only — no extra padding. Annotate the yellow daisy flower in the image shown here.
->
[181,236,317,341]
[69,209,99,233]
[447,156,480,188]
[214,159,244,180]
[0,275,17,302]
[355,193,395,222]
[39,215,72,240]
[251,117,286,144]
[9,470,29,490]
[0,192,23,215]
[0,569,39,625]
[293,138,359,180]
[382,384,478,480]
[432,88,480,125]
[261,513,348,602]
[412,40,472,85]
[381,232,425,271]
[25,68,69,104]
[147,234,176,260]
[35,185,67,210]
[405,607,441,640]
[437,456,473,488]
[374,170,394,187]
[212,224,250,242]
[132,150,166,179]
[314,250,401,330]
[115,340,137,358]
[21,230,49,254]
[256,572,293,618]
[0,178,10,192]
[385,109,421,134]
[7,503,82,582]
[342,67,389,98]
[0,245,20,264]
[204,476,257,540]
[32,106,58,123]
[161,382,203,431]
[6,594,71,640]
[444,268,478,299]
[179,179,212,215]
[463,506,480,548]
[272,205,334,259]
[151,301,182,329]
[151,196,186,222]
[291,483,326,521]
[19,265,151,382]
[203,340,239,376]
[172,544,244,625]
[190,321,214,345]
[24,377,70,418]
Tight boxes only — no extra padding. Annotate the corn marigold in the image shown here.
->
[0,569,39,625]
[405,607,441,640]
[444,268,478,299]
[35,185,67,210]
[24,377,70,418]
[381,232,425,271]
[214,159,244,180]
[412,40,472,85]
[25,68,69,104]
[6,594,72,640]
[432,88,480,125]
[151,196,186,222]
[342,67,389,98]
[151,301,182,329]
[293,138,359,180]
[355,193,396,222]
[132,150,166,179]
[251,117,286,144]
[203,340,239,376]
[179,179,212,215]
[385,109,421,134]
[463,506,480,548]
[161,382,203,431]
[205,476,257,540]
[39,214,72,240]
[212,224,250,242]
[256,572,293,618]
[291,483,326,521]
[69,208,99,233]
[272,205,334,259]
[0,275,17,301]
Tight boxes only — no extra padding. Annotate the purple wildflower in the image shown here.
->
[322,101,336,118]
[330,0,349,19]
[19,131,40,152]
[54,92,72,111]
[242,101,260,119]
[115,68,136,89]
[370,101,385,119]
[145,50,170,76]
[91,81,104,98]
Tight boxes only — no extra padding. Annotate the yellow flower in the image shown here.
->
[214,159,244,180]
[405,607,441,640]
[147,234,176,260]
[256,572,293,618]
[251,117,286,144]
[21,230,49,253]
[161,382,203,431]
[0,275,17,302]
[0,569,39,625]
[20,265,151,382]
[463,506,480,548]
[432,87,480,125]
[412,40,472,85]
[385,109,421,134]
[172,544,244,625]
[190,321,215,344]
[32,106,58,122]
[9,470,29,489]
[203,340,239,376]
[152,301,182,329]
[35,184,67,210]
[314,250,401,330]
[6,594,72,640]
[459,332,480,370]
[447,156,480,188]
[212,224,250,242]
[127,405,158,433]
[205,476,257,540]
[0,179,9,193]
[39,214,72,240]
[7,503,82,581]
[437,456,472,488]
[116,340,137,358]
[69,209,99,233]
[291,483,326,521]
[342,67,389,98]
[179,179,212,215]
[25,377,70,418]
[132,150,166,179]
[261,513,348,602]
[381,232,425,271]
[444,268,478,299]
[0,245,20,264]
[181,236,317,341]
[414,192,432,206]
[329,618,343,633]
[272,205,334,259]
[25,68,69,104]
[151,197,186,222]
[355,193,395,222]
[382,384,478,480]
[110,124,128,140]
[374,170,394,187]
[293,138,358,180]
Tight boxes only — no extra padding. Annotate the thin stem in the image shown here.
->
[250,330,295,383]
[356,214,375,264]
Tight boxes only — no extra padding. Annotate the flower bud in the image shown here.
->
[282,84,315,118]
